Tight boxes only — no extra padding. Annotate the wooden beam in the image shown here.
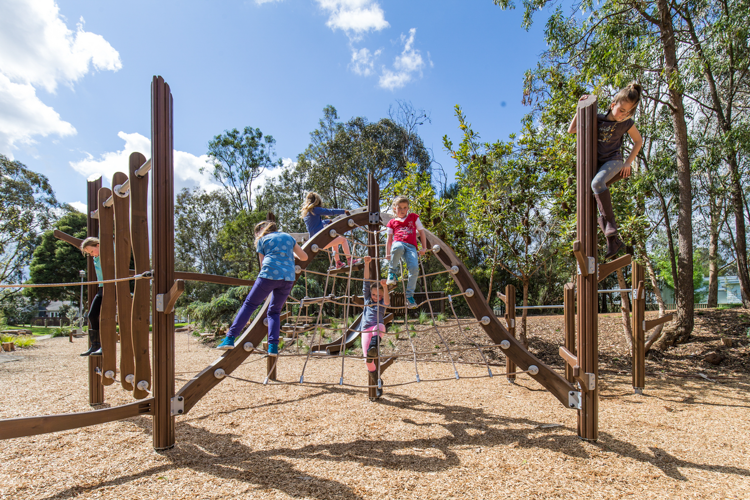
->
[87,177,103,405]
[563,283,576,383]
[97,187,117,387]
[505,284,516,381]
[0,399,153,440]
[573,241,589,277]
[53,230,83,249]
[558,346,579,374]
[160,280,184,315]
[112,170,135,392]
[644,314,673,332]
[597,254,632,283]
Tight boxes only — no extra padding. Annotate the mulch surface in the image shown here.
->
[1,308,749,499]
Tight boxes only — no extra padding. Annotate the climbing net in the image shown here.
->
[223,215,522,391]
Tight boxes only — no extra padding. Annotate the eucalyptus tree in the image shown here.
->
[492,0,697,344]
[203,126,282,213]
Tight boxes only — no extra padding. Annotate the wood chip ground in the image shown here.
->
[1,309,749,499]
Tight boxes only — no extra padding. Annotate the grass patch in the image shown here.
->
[418,311,429,325]
[1,334,36,348]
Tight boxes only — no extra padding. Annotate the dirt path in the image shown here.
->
[1,312,749,499]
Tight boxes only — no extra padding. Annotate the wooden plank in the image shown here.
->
[129,269,256,287]
[98,187,117,386]
[644,314,673,332]
[573,241,589,277]
[163,280,185,315]
[597,254,632,283]
[87,177,104,405]
[0,400,153,440]
[112,171,135,392]
[632,262,646,392]
[576,95,599,441]
[53,230,83,249]
[151,76,175,451]
[505,284,516,381]
[129,152,151,400]
[563,283,576,383]
[558,346,579,372]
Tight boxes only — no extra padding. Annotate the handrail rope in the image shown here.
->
[418,257,460,379]
[0,271,153,288]
[292,291,466,310]
[393,252,421,383]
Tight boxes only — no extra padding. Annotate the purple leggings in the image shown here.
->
[226,277,295,344]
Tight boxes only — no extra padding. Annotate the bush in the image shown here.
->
[1,334,36,349]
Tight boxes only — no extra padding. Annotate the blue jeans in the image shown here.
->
[592,160,624,194]
[389,241,419,298]
[227,277,294,344]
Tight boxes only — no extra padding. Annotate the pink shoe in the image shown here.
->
[335,260,347,269]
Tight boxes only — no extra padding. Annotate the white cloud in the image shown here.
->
[316,0,389,38]
[350,47,382,76]
[69,201,87,213]
[70,131,221,194]
[0,73,76,156]
[0,0,121,157]
[379,29,425,91]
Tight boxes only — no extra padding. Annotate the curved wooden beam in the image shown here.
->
[0,399,153,440]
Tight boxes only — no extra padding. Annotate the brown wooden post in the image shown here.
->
[112,171,135,392]
[504,284,517,382]
[129,152,151,400]
[632,262,646,394]
[563,283,576,384]
[576,96,599,441]
[151,76,175,451]
[87,177,104,405]
[98,187,117,386]
[367,173,381,400]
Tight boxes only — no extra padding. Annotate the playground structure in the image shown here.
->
[0,79,673,448]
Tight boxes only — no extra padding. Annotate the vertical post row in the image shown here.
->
[367,173,380,400]
[87,177,104,405]
[631,262,645,394]
[563,283,576,384]
[151,76,175,451]
[576,96,599,441]
[504,284,516,382]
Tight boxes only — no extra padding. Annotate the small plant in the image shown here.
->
[418,311,429,325]
[436,313,446,323]
[409,330,417,338]
[388,340,395,348]
[1,334,36,349]
[279,340,285,350]
[465,326,471,331]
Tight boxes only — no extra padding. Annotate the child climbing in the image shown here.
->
[79,237,103,357]
[216,221,308,355]
[568,82,644,259]
[385,196,427,308]
[301,192,357,270]
[361,256,390,373]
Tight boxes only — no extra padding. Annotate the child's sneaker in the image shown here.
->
[366,336,379,362]
[335,260,347,269]
[386,273,397,285]
[407,296,418,309]
[267,343,278,357]
[216,336,235,350]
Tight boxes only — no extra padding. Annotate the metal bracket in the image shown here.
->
[584,372,596,391]
[568,391,582,410]
[155,294,164,312]
[171,395,184,415]
[369,212,380,225]
[577,257,596,276]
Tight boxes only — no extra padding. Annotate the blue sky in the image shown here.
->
[2,0,551,212]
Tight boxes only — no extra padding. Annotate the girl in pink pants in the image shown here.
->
[361,256,390,371]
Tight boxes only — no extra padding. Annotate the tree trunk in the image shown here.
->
[727,155,750,307]
[707,196,722,308]
[655,0,694,346]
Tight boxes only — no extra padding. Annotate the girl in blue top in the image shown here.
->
[79,237,103,357]
[361,256,390,373]
[217,221,308,355]
[301,192,357,270]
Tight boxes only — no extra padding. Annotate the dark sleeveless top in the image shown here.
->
[597,113,634,167]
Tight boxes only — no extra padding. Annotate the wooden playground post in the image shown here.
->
[151,76,175,451]
[265,342,277,381]
[632,262,646,394]
[563,283,576,384]
[367,173,380,400]
[87,177,104,406]
[97,187,117,386]
[504,284,516,382]
[575,95,599,441]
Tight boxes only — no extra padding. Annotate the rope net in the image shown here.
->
[224,217,513,391]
